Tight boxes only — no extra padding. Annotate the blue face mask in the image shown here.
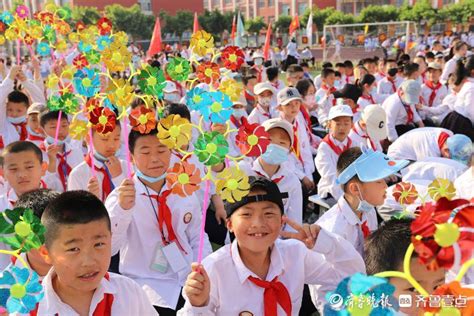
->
[7,115,27,124]
[93,151,110,163]
[233,109,247,119]
[46,135,65,146]
[356,184,374,213]
[261,144,289,165]
[27,126,43,137]
[135,168,167,183]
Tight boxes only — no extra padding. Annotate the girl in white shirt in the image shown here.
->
[357,74,384,109]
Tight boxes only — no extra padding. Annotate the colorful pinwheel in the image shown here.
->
[137,65,166,97]
[72,68,100,97]
[15,5,29,19]
[219,78,243,102]
[235,120,270,157]
[101,42,131,72]
[197,91,233,124]
[96,35,112,51]
[193,131,229,166]
[392,182,419,205]
[185,87,207,111]
[129,107,157,134]
[166,57,191,82]
[88,106,117,135]
[166,161,202,197]
[190,30,214,56]
[411,198,474,270]
[427,178,456,201]
[196,62,220,85]
[423,281,474,315]
[72,53,89,69]
[69,118,88,140]
[215,167,250,203]
[106,78,135,110]
[221,46,245,71]
[36,42,50,56]
[157,114,192,150]
[97,17,113,35]
[0,208,45,253]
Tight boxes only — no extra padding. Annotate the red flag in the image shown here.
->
[147,17,162,57]
[289,15,300,36]
[263,23,272,60]
[231,14,236,42]
[193,12,199,34]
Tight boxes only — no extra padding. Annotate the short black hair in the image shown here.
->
[336,147,362,190]
[266,67,279,82]
[242,74,257,86]
[363,58,376,65]
[321,68,335,78]
[16,189,60,218]
[163,103,191,121]
[295,79,314,97]
[7,90,29,108]
[1,141,43,164]
[344,60,354,68]
[40,110,68,127]
[335,62,346,68]
[42,190,111,248]
[425,52,435,59]
[300,62,309,68]
[322,62,333,69]
[364,218,414,275]
[129,128,159,154]
[287,64,304,75]
[403,62,420,77]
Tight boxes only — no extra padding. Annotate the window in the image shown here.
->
[268,0,274,6]
[225,0,232,3]
[298,3,307,15]
[139,0,152,12]
[258,0,265,7]
[281,4,290,15]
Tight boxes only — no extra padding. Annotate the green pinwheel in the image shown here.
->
[47,93,79,114]
[137,65,166,98]
[194,131,229,166]
[85,49,101,65]
[166,57,191,82]
[0,208,45,253]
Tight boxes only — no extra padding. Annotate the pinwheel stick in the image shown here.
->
[197,180,211,264]
[89,128,97,178]
[54,111,62,145]
[16,39,21,65]
[27,44,35,59]
[122,116,133,178]
[455,258,474,282]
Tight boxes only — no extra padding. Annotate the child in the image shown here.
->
[335,63,346,83]
[343,60,355,84]
[242,74,258,112]
[317,147,409,255]
[26,102,45,147]
[238,118,303,231]
[357,74,384,109]
[247,82,275,125]
[382,79,425,142]
[178,176,365,314]
[315,105,354,201]
[0,141,62,210]
[277,87,315,192]
[286,64,305,87]
[266,66,285,93]
[365,218,446,316]
[349,104,387,152]
[39,110,84,191]
[315,68,337,127]
[333,84,363,121]
[377,59,403,97]
[13,188,59,278]
[375,58,386,83]
[38,190,157,315]
[105,128,212,313]
[68,122,127,202]
[419,62,449,117]
[314,62,333,89]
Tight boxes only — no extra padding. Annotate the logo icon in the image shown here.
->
[399,294,412,308]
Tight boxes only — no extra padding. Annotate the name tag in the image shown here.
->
[150,244,168,273]
[162,241,188,273]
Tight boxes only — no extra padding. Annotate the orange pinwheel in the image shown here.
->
[166,161,202,197]
[129,107,157,134]
[196,62,220,85]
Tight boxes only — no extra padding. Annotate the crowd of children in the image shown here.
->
[0,29,473,316]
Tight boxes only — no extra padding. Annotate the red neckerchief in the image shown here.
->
[291,122,304,164]
[248,276,292,316]
[387,77,397,93]
[421,71,427,84]
[397,91,414,124]
[12,121,28,141]
[27,133,45,142]
[437,131,451,152]
[230,115,243,128]
[85,154,114,201]
[56,150,72,191]
[322,135,352,156]
[0,136,4,150]
[255,171,285,184]
[244,90,256,105]
[299,106,312,129]
[252,65,263,82]
[360,93,376,104]
[378,72,386,79]
[142,190,187,253]
[345,74,353,84]
[257,105,270,119]
[321,84,337,105]
[30,273,114,316]
[351,122,376,150]
[361,221,370,238]
[271,81,280,90]
[425,80,442,107]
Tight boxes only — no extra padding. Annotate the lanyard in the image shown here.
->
[140,180,169,245]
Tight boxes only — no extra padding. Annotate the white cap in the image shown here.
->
[277,87,302,105]
[327,104,353,121]
[400,79,421,105]
[427,62,442,71]
[233,94,247,107]
[361,104,387,141]
[27,102,45,115]
[163,80,178,93]
[252,51,264,59]
[261,118,294,146]
[254,82,276,95]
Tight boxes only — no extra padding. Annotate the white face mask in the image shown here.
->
[304,94,316,106]
[356,184,374,213]
[258,97,272,108]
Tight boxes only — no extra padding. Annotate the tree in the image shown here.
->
[357,5,399,23]
[399,0,439,26]
[273,15,292,33]
[71,6,101,25]
[159,10,194,38]
[439,1,474,24]
[198,9,227,40]
[245,17,266,34]
[325,11,356,26]
[104,4,155,40]
[301,7,335,32]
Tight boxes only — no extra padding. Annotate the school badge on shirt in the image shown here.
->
[183,212,192,224]
[239,312,254,316]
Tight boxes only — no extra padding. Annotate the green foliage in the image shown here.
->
[198,9,228,41]
[357,5,399,23]
[245,17,266,34]
[439,0,474,24]
[159,10,194,38]
[399,0,438,26]
[325,11,356,26]
[274,15,292,32]
[301,7,336,31]
[104,4,155,40]
[71,6,101,25]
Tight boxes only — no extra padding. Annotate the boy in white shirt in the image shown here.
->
[25,102,45,147]
[39,110,85,191]
[247,82,275,125]
[37,190,157,315]
[105,128,212,313]
[419,62,449,122]
[68,122,127,202]
[315,68,337,127]
[315,105,355,201]
[179,176,365,315]
[349,104,387,152]
[317,147,409,256]
[277,87,315,192]
[377,59,403,97]
[382,79,424,143]
[238,118,303,231]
